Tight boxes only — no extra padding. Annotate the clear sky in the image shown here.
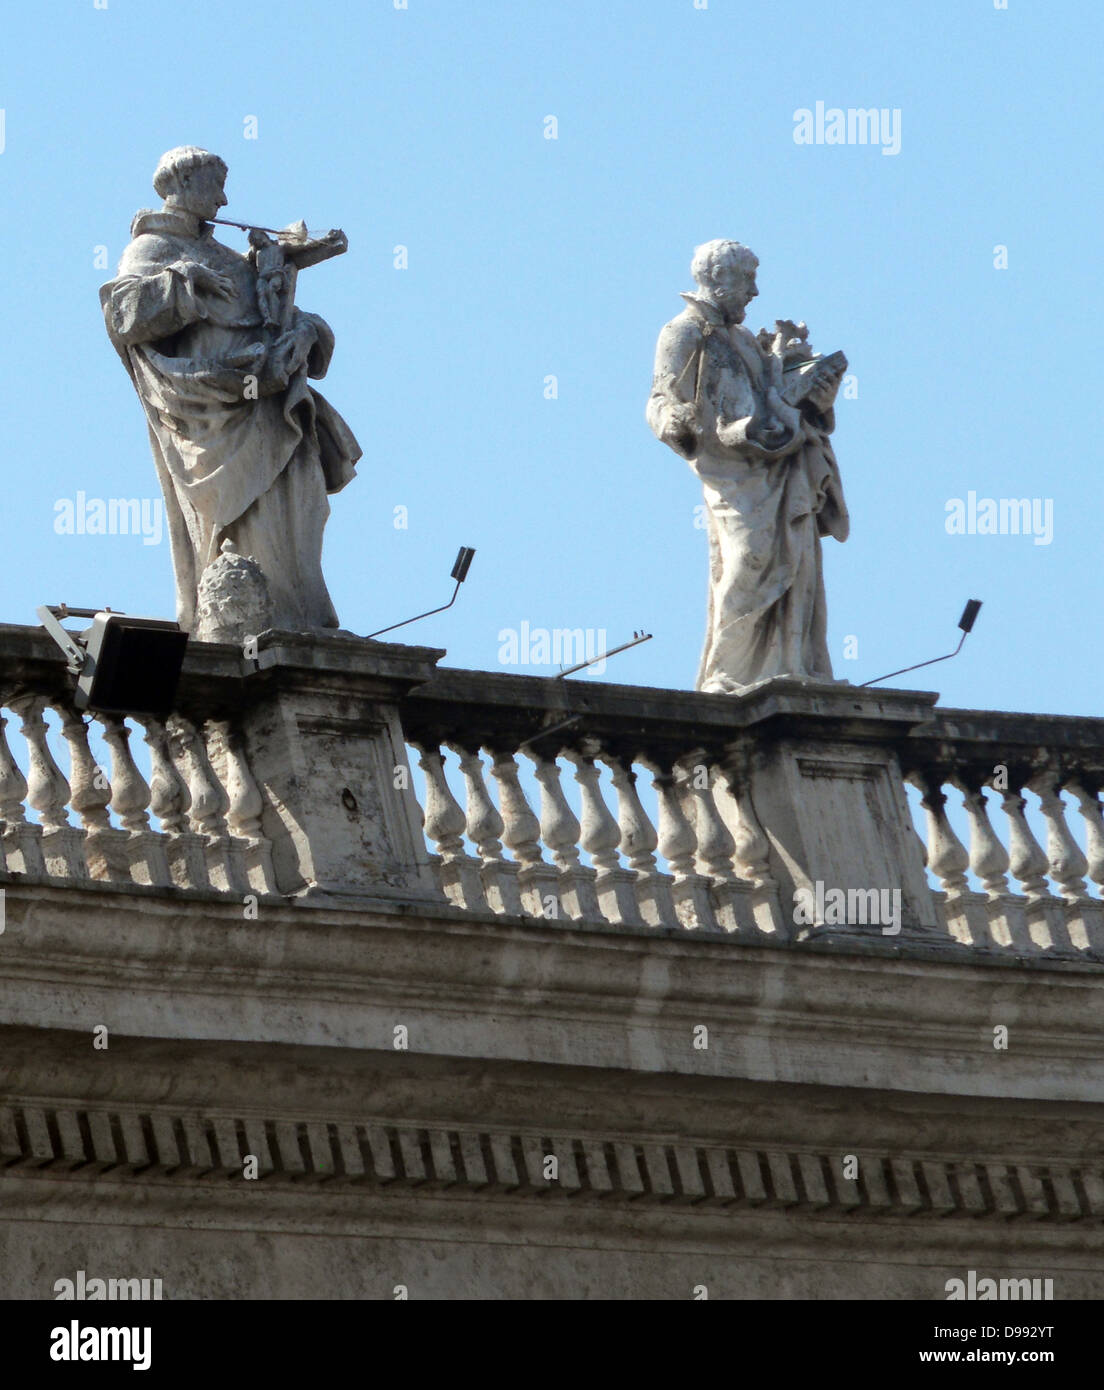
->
[0,0,1098,722]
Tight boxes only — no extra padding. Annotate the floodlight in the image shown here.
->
[958,599,982,634]
[451,546,476,583]
[37,605,188,717]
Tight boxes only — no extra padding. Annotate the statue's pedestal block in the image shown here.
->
[734,681,940,934]
[237,631,445,903]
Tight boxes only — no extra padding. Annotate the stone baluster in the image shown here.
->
[602,752,672,927]
[97,718,150,832]
[1066,781,1104,956]
[998,780,1060,953]
[682,753,757,935]
[489,750,560,920]
[1068,782,1104,889]
[57,706,126,881]
[717,745,784,938]
[11,697,70,829]
[1029,774,1090,901]
[143,718,190,834]
[639,755,714,930]
[685,756,736,883]
[563,749,640,926]
[1028,771,1091,953]
[998,786,1050,900]
[9,695,85,880]
[450,743,522,916]
[525,750,600,922]
[209,720,277,896]
[168,717,225,835]
[140,717,208,890]
[413,743,485,911]
[0,709,46,879]
[911,772,970,893]
[907,769,973,944]
[949,773,1025,952]
[168,715,241,893]
[97,715,171,888]
[957,783,1010,897]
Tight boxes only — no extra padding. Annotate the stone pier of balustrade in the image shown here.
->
[901,707,1104,958]
[223,629,443,903]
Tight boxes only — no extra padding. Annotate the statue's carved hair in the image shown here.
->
[153,146,228,198]
[691,239,759,286]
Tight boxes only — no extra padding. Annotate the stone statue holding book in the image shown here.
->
[647,239,849,693]
[101,147,360,640]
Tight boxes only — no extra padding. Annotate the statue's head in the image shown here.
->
[691,239,759,321]
[154,147,229,222]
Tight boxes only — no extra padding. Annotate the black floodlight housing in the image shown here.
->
[958,599,982,634]
[451,546,476,583]
[36,605,188,717]
[861,599,983,688]
[367,545,477,639]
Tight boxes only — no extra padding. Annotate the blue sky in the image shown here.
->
[0,0,1098,720]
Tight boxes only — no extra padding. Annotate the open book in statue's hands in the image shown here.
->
[781,349,848,411]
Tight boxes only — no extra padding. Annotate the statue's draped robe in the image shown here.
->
[647,295,848,693]
[101,209,360,632]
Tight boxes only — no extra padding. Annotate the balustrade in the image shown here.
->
[400,683,1104,962]
[0,683,272,901]
[903,712,1104,959]
[2,620,1103,967]
[402,721,786,939]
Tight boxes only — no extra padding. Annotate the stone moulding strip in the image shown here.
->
[1,1103,1101,1223]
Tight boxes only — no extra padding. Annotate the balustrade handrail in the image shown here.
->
[400,662,941,756]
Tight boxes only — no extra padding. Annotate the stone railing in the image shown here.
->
[0,623,442,907]
[400,667,788,938]
[0,628,276,899]
[2,620,1103,965]
[0,699,275,896]
[401,667,1104,963]
[901,708,1104,956]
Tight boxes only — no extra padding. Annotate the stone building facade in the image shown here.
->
[1,624,1102,1299]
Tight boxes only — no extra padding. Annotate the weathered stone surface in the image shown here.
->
[3,621,1104,1297]
[647,240,849,693]
[236,630,443,901]
[194,541,273,644]
[101,147,359,634]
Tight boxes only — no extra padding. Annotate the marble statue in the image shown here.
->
[101,147,360,635]
[647,240,849,693]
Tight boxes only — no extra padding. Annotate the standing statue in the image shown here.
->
[647,240,849,693]
[101,147,360,638]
